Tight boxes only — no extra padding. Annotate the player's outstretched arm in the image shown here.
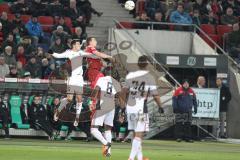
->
[49,49,69,59]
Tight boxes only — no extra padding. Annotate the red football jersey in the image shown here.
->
[85,46,102,70]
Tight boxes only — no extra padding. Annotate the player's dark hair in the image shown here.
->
[138,55,148,69]
[71,39,80,48]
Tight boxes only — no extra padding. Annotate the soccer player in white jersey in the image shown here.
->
[90,67,122,157]
[122,55,164,160]
[52,39,113,125]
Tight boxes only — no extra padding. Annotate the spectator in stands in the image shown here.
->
[51,26,68,45]
[220,7,239,26]
[52,16,72,34]
[226,23,240,61]
[35,47,45,64]
[10,0,30,14]
[12,14,28,36]
[0,12,12,38]
[222,0,238,16]
[65,36,73,49]
[12,26,21,45]
[0,22,3,44]
[30,0,47,16]
[172,79,197,142]
[72,15,87,35]
[6,65,18,78]
[25,15,44,47]
[16,45,27,66]
[0,56,9,78]
[24,56,42,78]
[206,0,223,16]
[153,12,168,30]
[170,3,193,31]
[192,9,201,27]
[50,37,65,53]
[3,46,16,66]
[23,71,31,79]
[0,97,10,139]
[145,0,165,19]
[182,0,193,13]
[192,0,208,15]
[201,10,218,25]
[1,34,17,53]
[72,27,87,43]
[28,95,56,140]
[47,0,64,17]
[216,78,231,138]
[79,0,103,26]
[65,0,83,20]
[135,12,151,29]
[194,76,207,88]
[19,36,35,60]
[16,61,25,78]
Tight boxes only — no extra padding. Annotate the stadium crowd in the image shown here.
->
[117,0,240,62]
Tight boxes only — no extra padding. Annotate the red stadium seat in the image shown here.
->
[71,27,75,34]
[7,14,16,21]
[116,22,135,29]
[217,25,232,37]
[216,25,232,47]
[64,17,72,28]
[38,16,54,32]
[20,15,31,24]
[200,34,219,49]
[136,0,145,16]
[0,3,10,13]
[200,24,216,34]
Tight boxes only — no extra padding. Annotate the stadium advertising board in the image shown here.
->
[192,88,220,119]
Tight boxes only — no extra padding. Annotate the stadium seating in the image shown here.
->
[20,15,31,24]
[64,17,72,28]
[7,13,16,21]
[0,3,10,13]
[38,16,54,33]
[136,0,145,16]
[9,95,30,129]
[200,24,216,35]
[200,34,219,49]
[217,25,232,37]
[116,21,135,29]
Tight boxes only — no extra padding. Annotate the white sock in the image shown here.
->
[129,137,141,160]
[91,128,108,145]
[105,130,112,153]
[137,142,143,160]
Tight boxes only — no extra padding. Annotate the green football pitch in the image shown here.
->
[0,139,240,160]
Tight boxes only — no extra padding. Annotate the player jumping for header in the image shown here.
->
[51,39,113,126]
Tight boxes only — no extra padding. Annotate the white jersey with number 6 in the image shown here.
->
[91,76,121,127]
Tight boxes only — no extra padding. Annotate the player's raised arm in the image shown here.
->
[49,49,69,59]
[79,50,101,59]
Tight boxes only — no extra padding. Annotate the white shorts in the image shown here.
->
[91,109,115,127]
[127,113,149,132]
[67,75,84,94]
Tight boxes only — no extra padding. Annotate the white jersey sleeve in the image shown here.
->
[52,50,71,59]
[79,50,100,59]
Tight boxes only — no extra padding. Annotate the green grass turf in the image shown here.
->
[0,139,240,160]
